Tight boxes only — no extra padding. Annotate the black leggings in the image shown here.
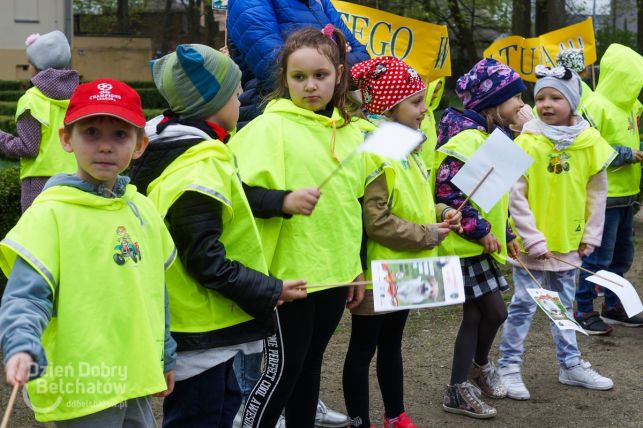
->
[242,287,348,428]
[343,311,409,427]
[450,291,508,384]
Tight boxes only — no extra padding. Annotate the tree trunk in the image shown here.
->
[447,0,478,76]
[116,0,129,34]
[536,0,566,34]
[512,0,531,37]
[161,0,173,53]
[186,0,202,42]
[547,0,566,31]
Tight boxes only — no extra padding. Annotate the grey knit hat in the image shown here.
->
[25,31,71,70]
[150,44,241,119]
[534,65,582,112]
[556,48,585,73]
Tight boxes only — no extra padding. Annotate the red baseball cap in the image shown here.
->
[64,78,146,127]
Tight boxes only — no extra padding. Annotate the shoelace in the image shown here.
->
[317,400,328,414]
[483,364,505,391]
[462,382,494,412]
[503,370,523,385]
[580,361,604,380]
[464,381,483,398]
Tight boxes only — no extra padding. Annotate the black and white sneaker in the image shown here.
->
[574,311,613,335]
[601,304,643,327]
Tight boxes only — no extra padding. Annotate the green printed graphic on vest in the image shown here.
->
[113,226,141,265]
[547,152,570,174]
[574,219,583,234]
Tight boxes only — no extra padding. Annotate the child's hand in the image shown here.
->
[154,370,175,397]
[578,243,594,257]
[346,274,365,309]
[435,222,452,242]
[444,209,463,233]
[478,233,502,254]
[5,352,33,386]
[277,280,307,305]
[283,188,321,216]
[507,239,521,259]
[633,150,643,163]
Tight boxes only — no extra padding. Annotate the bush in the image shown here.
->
[125,80,157,89]
[138,88,168,109]
[0,166,20,292]
[0,91,23,102]
[0,81,24,91]
[0,116,16,134]
[0,101,16,116]
[144,108,164,119]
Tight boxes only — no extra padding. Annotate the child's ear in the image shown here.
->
[59,128,74,153]
[336,64,344,85]
[131,135,149,160]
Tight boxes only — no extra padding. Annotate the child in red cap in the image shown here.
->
[0,79,177,426]
[343,56,461,428]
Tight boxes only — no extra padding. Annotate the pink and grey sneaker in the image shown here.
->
[383,411,418,428]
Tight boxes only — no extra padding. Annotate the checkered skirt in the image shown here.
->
[461,255,509,300]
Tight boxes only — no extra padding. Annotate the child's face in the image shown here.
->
[535,87,573,126]
[496,93,525,126]
[431,80,443,102]
[60,116,148,190]
[286,47,342,111]
[388,90,428,130]
[211,84,242,132]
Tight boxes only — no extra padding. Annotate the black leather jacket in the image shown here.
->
[129,116,290,351]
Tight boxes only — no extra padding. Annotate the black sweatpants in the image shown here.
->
[242,287,348,428]
[342,310,409,427]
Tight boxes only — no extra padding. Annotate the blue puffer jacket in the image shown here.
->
[227,0,370,128]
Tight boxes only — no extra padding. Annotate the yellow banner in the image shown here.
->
[332,0,451,78]
[483,18,596,82]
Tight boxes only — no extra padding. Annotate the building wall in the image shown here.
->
[72,37,153,81]
[0,0,67,79]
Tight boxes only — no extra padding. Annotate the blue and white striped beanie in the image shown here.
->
[150,44,241,119]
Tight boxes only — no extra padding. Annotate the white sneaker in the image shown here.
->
[559,360,613,390]
[498,364,530,400]
[314,400,349,427]
[275,415,286,428]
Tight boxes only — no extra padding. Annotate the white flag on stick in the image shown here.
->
[318,122,425,189]
[451,129,533,213]
[359,122,425,160]
[585,271,643,317]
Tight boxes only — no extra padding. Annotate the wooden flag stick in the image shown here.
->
[455,166,495,213]
[306,280,372,290]
[549,255,623,288]
[1,383,20,428]
[318,148,360,190]
[514,257,544,289]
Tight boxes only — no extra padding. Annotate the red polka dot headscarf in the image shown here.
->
[351,56,425,115]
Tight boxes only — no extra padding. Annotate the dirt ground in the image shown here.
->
[1,212,642,427]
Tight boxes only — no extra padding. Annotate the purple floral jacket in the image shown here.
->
[435,107,516,242]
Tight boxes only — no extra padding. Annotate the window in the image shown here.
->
[14,0,39,23]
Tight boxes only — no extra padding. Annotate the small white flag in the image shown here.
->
[585,271,643,317]
[359,122,424,160]
[451,128,533,213]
